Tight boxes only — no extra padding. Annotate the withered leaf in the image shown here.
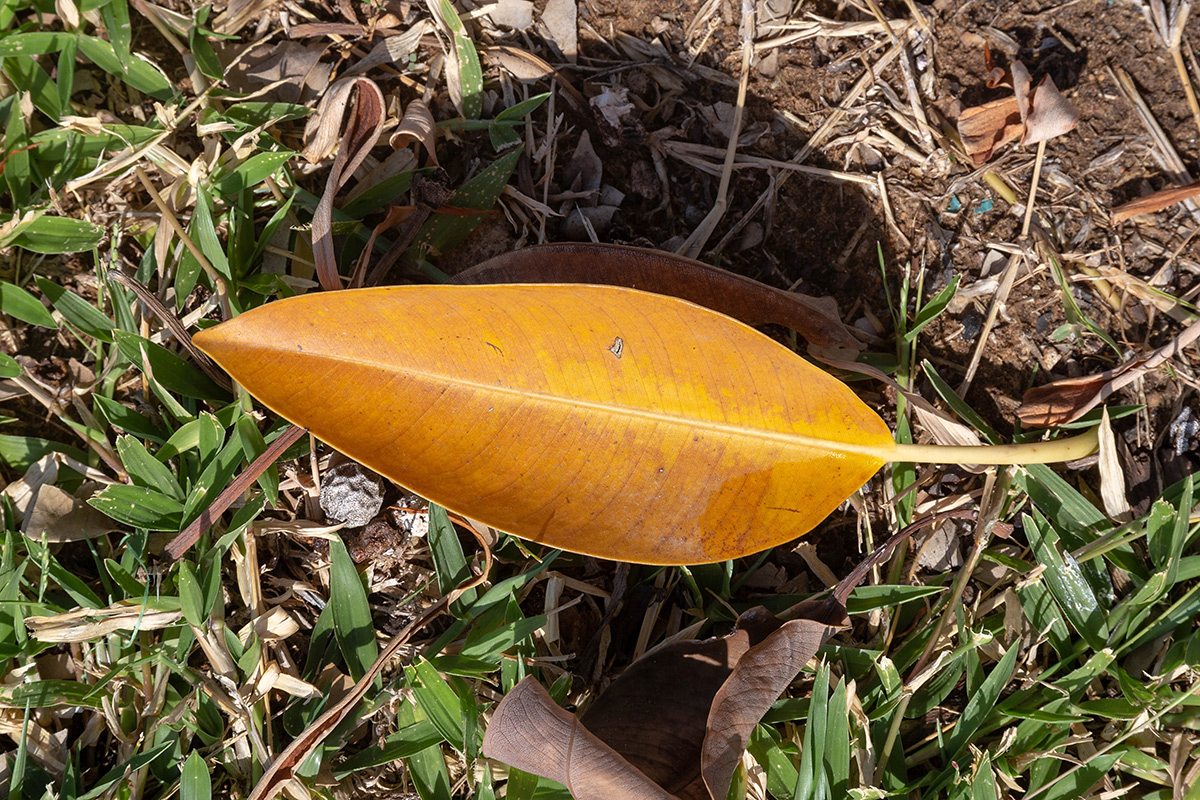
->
[957,97,1024,167]
[1112,179,1200,223]
[1017,67,1081,147]
[956,59,1079,165]
[224,41,333,105]
[389,100,439,165]
[1017,316,1200,427]
[451,242,864,351]
[482,543,892,800]
[305,77,386,292]
[483,678,677,800]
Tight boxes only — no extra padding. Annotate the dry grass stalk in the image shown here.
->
[662,141,878,187]
[678,0,755,258]
[1107,64,1200,223]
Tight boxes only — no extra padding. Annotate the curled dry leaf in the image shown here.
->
[305,77,386,291]
[956,59,1080,166]
[483,605,848,800]
[1014,62,1081,147]
[27,602,182,642]
[389,99,439,166]
[1097,408,1132,522]
[483,45,590,113]
[1017,316,1200,427]
[194,284,892,564]
[452,242,864,351]
[957,98,1023,166]
[482,679,677,800]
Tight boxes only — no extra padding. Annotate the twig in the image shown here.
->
[1107,64,1200,223]
[960,140,1046,396]
[109,268,233,392]
[863,0,932,150]
[161,424,308,561]
[1022,139,1047,238]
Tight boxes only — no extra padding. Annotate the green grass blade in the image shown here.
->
[1024,513,1110,650]
[824,678,850,798]
[334,719,444,777]
[408,659,468,748]
[89,484,184,530]
[328,534,378,680]
[943,643,1018,762]
[180,751,212,800]
[0,280,56,328]
[35,277,113,342]
[116,435,184,501]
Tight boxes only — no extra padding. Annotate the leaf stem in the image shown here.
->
[889,427,1098,465]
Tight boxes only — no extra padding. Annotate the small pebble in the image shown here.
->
[320,462,385,527]
[1169,407,1198,456]
[960,308,982,342]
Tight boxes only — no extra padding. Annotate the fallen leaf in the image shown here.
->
[1016,316,1200,427]
[194,284,893,565]
[482,679,677,800]
[27,602,182,642]
[1015,62,1080,147]
[451,243,864,351]
[483,606,846,800]
[346,22,430,75]
[304,77,386,291]
[389,99,439,166]
[225,41,333,105]
[956,59,1079,165]
[482,45,590,113]
[483,532,903,800]
[1111,179,1200,223]
[24,483,119,542]
[1097,408,1132,522]
[957,97,1023,166]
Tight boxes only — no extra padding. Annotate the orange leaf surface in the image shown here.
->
[194,285,895,564]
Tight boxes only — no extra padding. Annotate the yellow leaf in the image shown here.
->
[194,284,1094,564]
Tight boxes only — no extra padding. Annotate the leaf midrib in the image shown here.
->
[260,346,896,462]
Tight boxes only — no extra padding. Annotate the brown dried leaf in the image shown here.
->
[483,45,589,113]
[226,41,332,105]
[956,97,1023,167]
[24,483,119,542]
[957,59,1079,165]
[27,603,182,642]
[1016,316,1200,427]
[389,100,439,166]
[483,541,898,800]
[482,678,677,800]
[1112,179,1200,223]
[1021,73,1081,147]
[702,610,847,800]
[451,242,863,351]
[1097,408,1132,521]
[347,22,430,75]
[576,607,784,797]
[304,77,386,292]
